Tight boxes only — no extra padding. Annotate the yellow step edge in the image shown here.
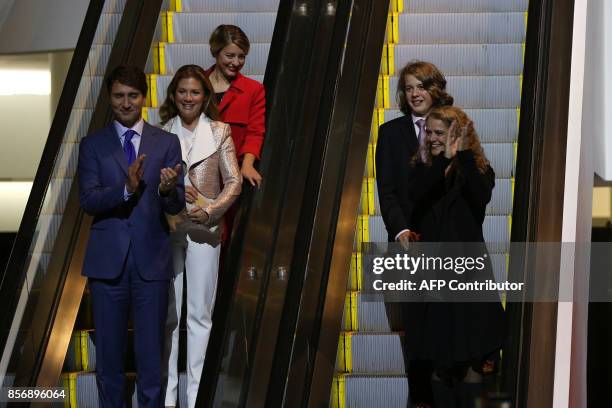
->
[367,178,376,216]
[68,372,77,407]
[350,252,359,291]
[148,73,159,108]
[344,332,353,372]
[161,12,168,43]
[521,42,526,64]
[366,144,375,178]
[152,43,167,75]
[350,291,359,331]
[507,215,512,241]
[170,0,182,12]
[524,12,528,33]
[357,215,370,248]
[380,44,389,76]
[383,75,390,109]
[516,107,520,131]
[390,0,398,13]
[397,0,404,13]
[511,177,515,203]
[356,252,363,290]
[167,11,175,43]
[331,375,339,408]
[377,107,385,127]
[519,74,523,96]
[332,375,346,408]
[80,331,90,371]
[513,141,518,166]
[343,293,352,331]
[158,43,167,75]
[392,12,400,44]
[388,43,395,76]
[142,107,149,122]
[386,14,393,45]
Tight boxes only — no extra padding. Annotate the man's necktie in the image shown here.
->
[416,118,427,161]
[123,129,137,166]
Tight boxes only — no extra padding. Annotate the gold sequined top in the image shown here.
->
[162,117,241,227]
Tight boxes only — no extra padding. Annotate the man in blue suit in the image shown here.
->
[78,65,184,407]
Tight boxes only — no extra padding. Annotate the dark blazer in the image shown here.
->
[78,121,185,280]
[407,151,494,242]
[205,66,266,160]
[375,114,420,241]
[403,151,505,370]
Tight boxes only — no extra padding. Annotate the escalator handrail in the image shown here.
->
[0,0,107,359]
[6,0,164,386]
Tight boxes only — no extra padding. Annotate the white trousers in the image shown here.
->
[164,235,220,408]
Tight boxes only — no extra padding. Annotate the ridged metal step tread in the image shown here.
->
[397,13,526,44]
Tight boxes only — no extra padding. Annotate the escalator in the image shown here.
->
[61,3,280,405]
[332,1,528,405]
[0,0,576,406]
[0,0,280,405]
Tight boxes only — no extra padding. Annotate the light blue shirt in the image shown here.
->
[114,119,144,200]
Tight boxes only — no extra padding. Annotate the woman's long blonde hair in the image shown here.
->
[416,106,490,174]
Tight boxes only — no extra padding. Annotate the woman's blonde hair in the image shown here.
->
[209,24,250,57]
[417,106,490,173]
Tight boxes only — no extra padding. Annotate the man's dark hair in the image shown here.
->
[105,64,148,96]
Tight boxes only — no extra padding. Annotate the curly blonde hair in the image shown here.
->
[415,106,490,174]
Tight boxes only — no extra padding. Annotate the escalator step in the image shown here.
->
[405,0,528,13]
[74,76,103,109]
[337,333,406,374]
[393,44,523,76]
[355,215,509,248]
[171,13,276,43]
[178,0,280,12]
[63,372,187,407]
[398,13,526,44]
[85,45,113,75]
[362,177,512,217]
[342,292,403,331]
[92,13,124,45]
[388,76,521,109]
[159,43,270,75]
[339,374,409,408]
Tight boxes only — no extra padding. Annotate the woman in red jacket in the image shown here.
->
[206,24,265,187]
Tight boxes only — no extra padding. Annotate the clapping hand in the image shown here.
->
[126,154,146,193]
[159,163,182,194]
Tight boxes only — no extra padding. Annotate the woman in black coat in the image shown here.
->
[405,106,505,407]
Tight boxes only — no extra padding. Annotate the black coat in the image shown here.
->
[375,115,420,241]
[403,150,506,372]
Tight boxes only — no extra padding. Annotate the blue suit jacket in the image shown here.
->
[78,121,185,280]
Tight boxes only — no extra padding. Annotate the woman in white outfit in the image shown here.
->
[160,64,241,408]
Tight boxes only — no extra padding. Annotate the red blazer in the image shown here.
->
[206,66,266,160]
